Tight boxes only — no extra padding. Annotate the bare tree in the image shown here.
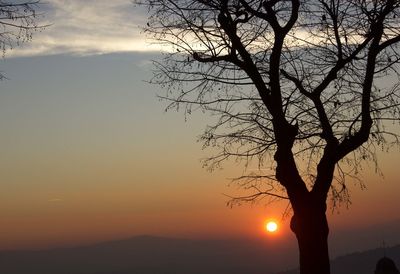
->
[138,1,400,273]
[0,0,44,78]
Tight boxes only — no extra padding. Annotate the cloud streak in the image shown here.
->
[8,0,158,57]
[48,198,63,203]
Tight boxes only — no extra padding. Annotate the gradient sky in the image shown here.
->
[0,0,399,257]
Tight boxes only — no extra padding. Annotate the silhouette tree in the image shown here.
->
[0,0,44,78]
[138,1,400,273]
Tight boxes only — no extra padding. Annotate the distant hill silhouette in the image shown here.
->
[1,235,399,274]
[279,245,400,274]
[0,235,295,274]
[329,219,400,257]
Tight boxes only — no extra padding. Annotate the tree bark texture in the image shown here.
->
[291,198,330,274]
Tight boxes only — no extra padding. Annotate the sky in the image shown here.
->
[0,0,399,258]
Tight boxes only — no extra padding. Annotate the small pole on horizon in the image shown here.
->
[383,240,387,257]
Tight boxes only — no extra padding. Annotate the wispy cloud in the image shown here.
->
[8,0,158,57]
[48,198,63,203]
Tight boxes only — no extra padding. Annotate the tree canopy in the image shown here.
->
[0,1,44,62]
[141,0,400,208]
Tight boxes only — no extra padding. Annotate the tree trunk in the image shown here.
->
[290,201,330,274]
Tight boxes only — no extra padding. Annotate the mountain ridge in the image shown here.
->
[1,235,399,274]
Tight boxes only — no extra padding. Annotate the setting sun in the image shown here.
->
[266,221,278,233]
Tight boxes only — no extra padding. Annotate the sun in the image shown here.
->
[265,221,278,233]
